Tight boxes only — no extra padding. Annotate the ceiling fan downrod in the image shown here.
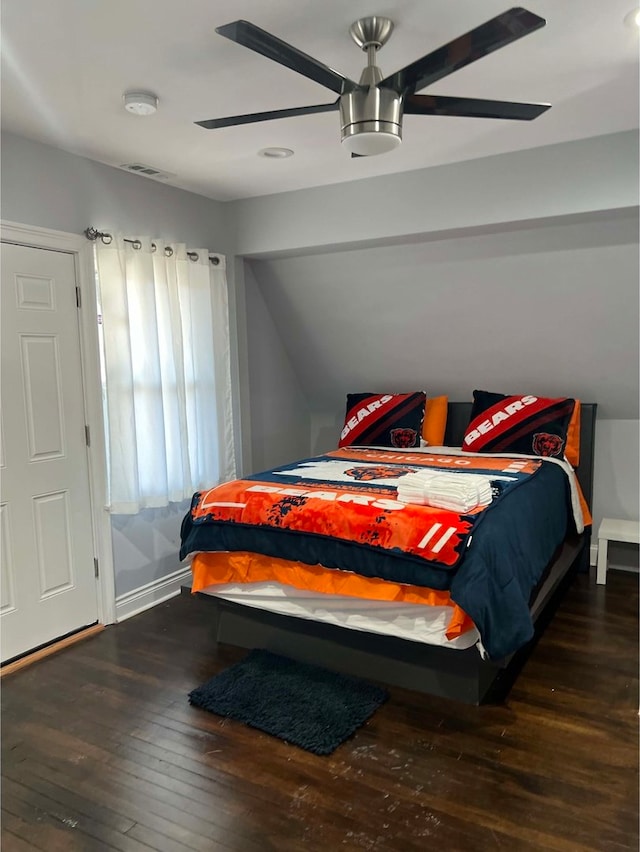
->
[340,16,402,155]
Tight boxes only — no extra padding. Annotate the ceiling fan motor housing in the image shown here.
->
[340,65,403,155]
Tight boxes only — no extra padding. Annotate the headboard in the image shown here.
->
[443,402,597,516]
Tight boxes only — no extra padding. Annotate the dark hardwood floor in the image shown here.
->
[2,570,638,851]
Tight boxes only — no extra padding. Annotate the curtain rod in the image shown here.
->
[84,227,220,265]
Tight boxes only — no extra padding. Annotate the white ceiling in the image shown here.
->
[1,0,638,202]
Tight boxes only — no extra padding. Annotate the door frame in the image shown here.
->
[1,219,116,625]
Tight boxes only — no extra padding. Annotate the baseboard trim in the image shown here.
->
[589,543,639,573]
[1,624,105,677]
[607,564,640,575]
[116,567,192,622]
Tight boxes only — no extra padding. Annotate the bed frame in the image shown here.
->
[186,402,597,705]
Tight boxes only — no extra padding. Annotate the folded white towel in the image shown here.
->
[397,472,493,514]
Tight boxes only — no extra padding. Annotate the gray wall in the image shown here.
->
[1,132,232,248]
[3,129,638,598]
[230,131,639,553]
[231,131,639,258]
[0,132,245,457]
[249,211,638,419]
[1,132,237,598]
[246,210,640,538]
[244,261,311,470]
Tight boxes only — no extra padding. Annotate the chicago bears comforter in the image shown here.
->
[180,447,582,660]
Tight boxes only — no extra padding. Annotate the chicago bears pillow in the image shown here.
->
[463,390,575,458]
[339,392,426,449]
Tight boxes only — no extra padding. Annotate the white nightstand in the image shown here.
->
[596,518,640,585]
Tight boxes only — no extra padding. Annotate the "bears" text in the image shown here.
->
[464,395,537,447]
[341,395,393,440]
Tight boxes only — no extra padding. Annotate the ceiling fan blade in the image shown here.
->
[196,101,339,129]
[404,93,550,120]
[381,7,546,95]
[216,20,356,95]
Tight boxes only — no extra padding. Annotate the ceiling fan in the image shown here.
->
[196,7,550,157]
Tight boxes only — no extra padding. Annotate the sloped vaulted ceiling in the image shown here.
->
[248,208,639,420]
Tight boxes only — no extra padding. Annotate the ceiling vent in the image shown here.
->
[119,162,174,181]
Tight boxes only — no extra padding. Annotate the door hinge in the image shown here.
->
[94,558,99,578]
[85,425,91,447]
[75,286,82,308]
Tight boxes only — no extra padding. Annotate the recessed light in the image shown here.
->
[624,7,640,27]
[123,91,159,116]
[258,147,294,158]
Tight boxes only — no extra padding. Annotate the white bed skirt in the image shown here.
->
[197,581,480,651]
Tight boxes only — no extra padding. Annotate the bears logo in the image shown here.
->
[344,466,416,482]
[532,432,564,457]
[390,428,418,448]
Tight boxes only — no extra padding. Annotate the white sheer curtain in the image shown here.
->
[95,236,236,514]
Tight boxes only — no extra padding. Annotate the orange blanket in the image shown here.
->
[191,550,476,641]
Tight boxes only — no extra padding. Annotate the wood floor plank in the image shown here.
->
[0,828,51,852]
[3,758,218,852]
[2,780,140,851]
[3,736,264,852]
[2,570,637,851]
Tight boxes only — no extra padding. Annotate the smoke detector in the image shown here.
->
[123,91,158,116]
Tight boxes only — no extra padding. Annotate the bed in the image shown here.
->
[180,398,596,704]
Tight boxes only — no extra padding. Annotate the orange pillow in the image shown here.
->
[565,401,581,468]
[422,395,448,446]
[565,402,588,522]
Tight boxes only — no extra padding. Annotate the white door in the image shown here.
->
[1,242,98,663]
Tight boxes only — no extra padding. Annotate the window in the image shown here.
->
[94,237,236,513]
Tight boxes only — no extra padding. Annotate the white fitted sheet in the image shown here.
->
[198,580,480,650]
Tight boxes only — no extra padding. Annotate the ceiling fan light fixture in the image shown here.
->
[342,129,401,156]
